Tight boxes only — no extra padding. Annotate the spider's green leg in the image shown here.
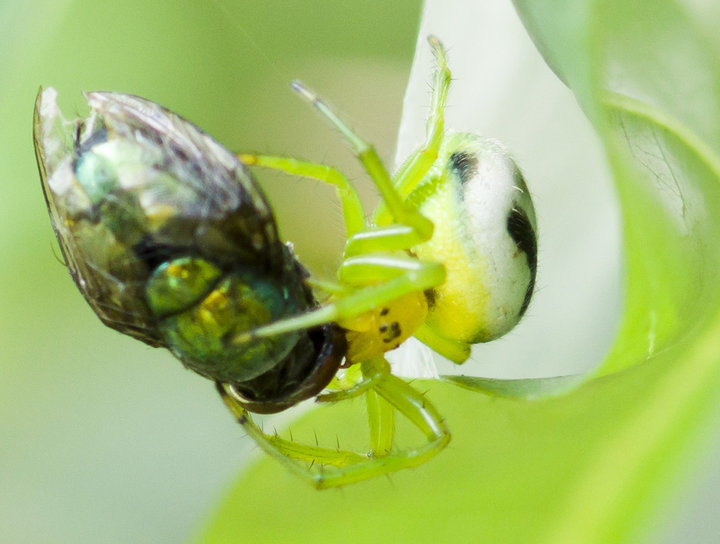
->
[233,257,444,342]
[344,223,432,257]
[374,36,452,226]
[304,358,450,487]
[414,322,471,364]
[304,277,346,296]
[217,383,366,470]
[320,361,364,395]
[218,359,449,489]
[237,153,366,237]
[393,36,451,198]
[337,254,440,284]
[316,369,381,403]
[291,81,433,241]
[366,387,394,456]
[311,360,450,488]
[368,358,447,438]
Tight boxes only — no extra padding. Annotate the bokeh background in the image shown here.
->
[3,0,718,542]
[2,1,421,541]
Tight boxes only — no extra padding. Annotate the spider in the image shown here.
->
[34,36,536,489]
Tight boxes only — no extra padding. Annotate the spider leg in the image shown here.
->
[374,36,452,226]
[218,382,366,469]
[237,153,366,237]
[217,357,449,489]
[291,81,433,241]
[414,323,471,364]
[393,36,451,198]
[366,386,394,456]
[231,256,444,343]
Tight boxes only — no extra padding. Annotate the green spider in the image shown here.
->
[34,36,536,489]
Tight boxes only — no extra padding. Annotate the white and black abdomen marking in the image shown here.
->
[505,205,537,316]
[410,132,537,345]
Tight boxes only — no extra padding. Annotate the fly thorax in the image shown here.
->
[145,257,301,382]
[411,133,537,344]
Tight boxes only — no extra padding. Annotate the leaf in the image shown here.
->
[441,374,584,399]
[198,1,720,543]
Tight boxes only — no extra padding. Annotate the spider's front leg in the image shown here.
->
[217,357,449,489]
[233,255,444,344]
[392,35,451,200]
[236,154,366,238]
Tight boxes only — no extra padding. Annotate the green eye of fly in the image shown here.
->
[146,257,223,317]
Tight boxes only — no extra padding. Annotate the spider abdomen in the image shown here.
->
[410,133,537,344]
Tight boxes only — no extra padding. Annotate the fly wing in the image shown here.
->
[84,91,282,266]
[34,88,162,345]
[34,88,284,347]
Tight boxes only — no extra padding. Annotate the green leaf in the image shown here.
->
[199,1,720,543]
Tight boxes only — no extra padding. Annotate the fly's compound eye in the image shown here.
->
[146,257,223,317]
[146,257,307,383]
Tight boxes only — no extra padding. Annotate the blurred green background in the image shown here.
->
[1,1,420,541]
[10,1,720,543]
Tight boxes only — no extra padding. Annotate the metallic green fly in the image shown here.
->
[34,37,536,488]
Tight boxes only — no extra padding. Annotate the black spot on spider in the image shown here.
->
[382,322,402,343]
[424,288,437,309]
[449,151,479,185]
[506,206,537,317]
[380,307,390,316]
